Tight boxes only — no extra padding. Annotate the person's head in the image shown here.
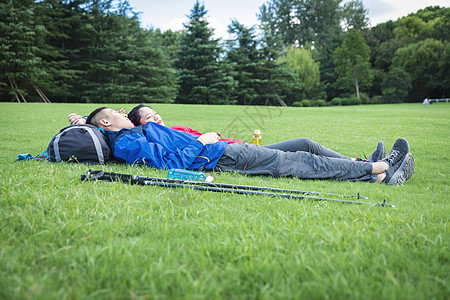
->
[86,107,135,131]
[128,104,165,126]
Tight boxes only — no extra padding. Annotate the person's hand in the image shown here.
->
[197,132,220,145]
[68,113,86,125]
[118,108,126,115]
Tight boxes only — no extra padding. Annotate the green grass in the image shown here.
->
[0,102,449,299]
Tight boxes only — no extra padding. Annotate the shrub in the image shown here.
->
[360,93,370,104]
[371,95,384,104]
[301,100,311,107]
[341,97,351,105]
[331,98,342,106]
[291,101,302,107]
[350,97,362,105]
[316,99,326,107]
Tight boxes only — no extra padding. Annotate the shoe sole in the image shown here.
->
[398,138,410,153]
[388,153,415,185]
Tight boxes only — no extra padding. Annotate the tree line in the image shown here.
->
[1,0,448,105]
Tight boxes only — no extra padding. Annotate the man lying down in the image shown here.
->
[86,107,415,185]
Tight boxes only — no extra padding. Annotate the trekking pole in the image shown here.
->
[82,170,367,199]
[81,170,394,207]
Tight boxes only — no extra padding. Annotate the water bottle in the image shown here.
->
[168,169,213,182]
[252,129,262,145]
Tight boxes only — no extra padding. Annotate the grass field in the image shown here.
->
[0,102,449,299]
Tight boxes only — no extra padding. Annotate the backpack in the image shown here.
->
[47,124,112,164]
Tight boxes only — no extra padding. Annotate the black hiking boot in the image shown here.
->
[367,141,386,163]
[382,138,410,167]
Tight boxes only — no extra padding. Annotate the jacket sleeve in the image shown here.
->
[113,133,205,170]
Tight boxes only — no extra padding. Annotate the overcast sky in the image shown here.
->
[128,0,450,39]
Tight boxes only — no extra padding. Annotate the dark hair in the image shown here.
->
[128,104,149,126]
[86,107,109,127]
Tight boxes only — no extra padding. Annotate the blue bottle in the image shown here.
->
[167,169,207,181]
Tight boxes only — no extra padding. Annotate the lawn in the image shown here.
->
[0,102,448,299]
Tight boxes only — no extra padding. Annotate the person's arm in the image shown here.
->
[170,125,243,143]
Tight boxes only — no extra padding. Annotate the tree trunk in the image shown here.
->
[353,64,360,98]
[8,76,27,103]
[33,84,51,103]
[275,95,288,107]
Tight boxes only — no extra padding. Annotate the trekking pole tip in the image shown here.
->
[81,169,92,182]
[379,198,395,208]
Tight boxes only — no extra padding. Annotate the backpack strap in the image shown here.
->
[53,131,63,162]
[85,126,105,164]
[16,150,48,161]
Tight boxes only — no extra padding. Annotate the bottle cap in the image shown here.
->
[253,129,261,135]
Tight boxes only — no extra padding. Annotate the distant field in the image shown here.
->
[0,102,448,299]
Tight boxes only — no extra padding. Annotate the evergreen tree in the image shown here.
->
[130,28,178,103]
[33,0,80,102]
[175,1,236,104]
[0,0,49,102]
[333,29,373,98]
[157,29,181,62]
[77,0,128,102]
[226,20,264,105]
[256,6,304,105]
[257,27,298,106]
[51,0,178,103]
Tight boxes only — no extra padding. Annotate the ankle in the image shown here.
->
[375,173,386,183]
[372,161,390,174]
[378,161,389,171]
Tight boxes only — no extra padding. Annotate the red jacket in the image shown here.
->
[170,125,244,144]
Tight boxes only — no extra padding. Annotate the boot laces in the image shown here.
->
[385,150,400,165]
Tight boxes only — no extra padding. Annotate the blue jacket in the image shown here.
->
[105,122,228,170]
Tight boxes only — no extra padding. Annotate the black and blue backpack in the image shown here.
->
[46,124,112,164]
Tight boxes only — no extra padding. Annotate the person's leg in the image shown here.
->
[263,138,351,159]
[216,143,379,182]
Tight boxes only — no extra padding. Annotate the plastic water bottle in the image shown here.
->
[252,129,262,145]
[168,169,213,182]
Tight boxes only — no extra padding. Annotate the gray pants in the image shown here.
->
[215,143,377,182]
[263,138,350,159]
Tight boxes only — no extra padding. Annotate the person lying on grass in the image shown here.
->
[69,104,386,163]
[85,107,415,185]
[68,106,243,144]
